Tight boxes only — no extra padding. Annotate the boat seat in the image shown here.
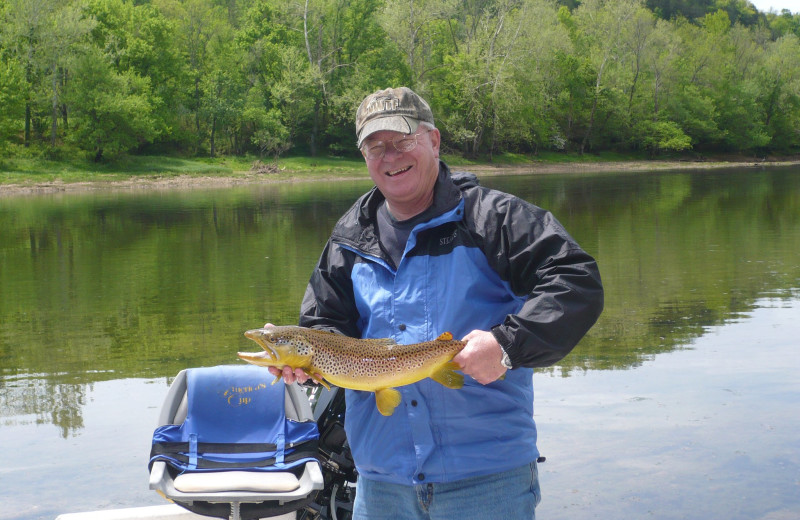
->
[148,365,324,520]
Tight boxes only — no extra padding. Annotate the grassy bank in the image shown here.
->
[1,150,796,194]
[0,150,661,186]
[0,154,363,185]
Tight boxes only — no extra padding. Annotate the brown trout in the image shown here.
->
[238,326,465,416]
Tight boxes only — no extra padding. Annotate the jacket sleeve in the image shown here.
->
[298,240,362,338]
[474,192,604,368]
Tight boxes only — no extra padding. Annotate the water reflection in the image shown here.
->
[1,168,799,434]
[483,168,800,373]
[0,372,91,438]
[1,167,799,519]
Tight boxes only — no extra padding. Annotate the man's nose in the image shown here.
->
[383,144,403,160]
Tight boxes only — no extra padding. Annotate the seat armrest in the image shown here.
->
[149,461,167,490]
[299,461,325,491]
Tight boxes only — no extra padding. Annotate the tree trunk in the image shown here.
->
[210,115,216,158]
[25,104,31,147]
[581,59,607,155]
[51,65,59,148]
[310,98,320,157]
[61,68,69,130]
[581,95,598,155]
[194,77,201,153]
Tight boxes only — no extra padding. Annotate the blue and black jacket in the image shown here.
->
[299,161,604,485]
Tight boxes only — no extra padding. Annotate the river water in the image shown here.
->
[1,167,798,519]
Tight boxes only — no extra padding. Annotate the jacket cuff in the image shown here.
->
[491,325,516,368]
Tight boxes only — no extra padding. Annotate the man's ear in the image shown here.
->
[429,128,441,158]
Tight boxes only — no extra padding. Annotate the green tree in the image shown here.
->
[551,7,595,151]
[634,119,691,155]
[299,0,395,155]
[765,9,800,39]
[66,48,158,160]
[645,19,681,117]
[503,0,572,154]
[667,83,723,148]
[1,0,53,147]
[1,0,799,159]
[572,0,639,153]
[322,0,409,156]
[85,0,184,147]
[378,0,454,85]
[233,0,302,156]
[37,2,96,148]
[0,57,28,148]
[250,107,290,159]
[427,0,546,157]
[667,13,732,149]
[155,0,232,153]
[757,34,800,151]
[713,0,758,26]
[272,46,318,150]
[199,46,246,157]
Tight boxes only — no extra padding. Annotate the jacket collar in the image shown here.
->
[331,161,464,254]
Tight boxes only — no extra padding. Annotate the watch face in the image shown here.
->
[501,351,512,369]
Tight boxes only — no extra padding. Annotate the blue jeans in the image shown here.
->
[352,461,541,520]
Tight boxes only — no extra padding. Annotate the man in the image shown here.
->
[271,87,604,519]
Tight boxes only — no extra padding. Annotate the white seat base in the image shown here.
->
[173,471,300,493]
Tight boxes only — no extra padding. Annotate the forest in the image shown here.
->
[1,0,799,162]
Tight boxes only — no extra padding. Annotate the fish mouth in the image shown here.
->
[243,328,279,360]
[238,350,275,366]
[385,165,412,177]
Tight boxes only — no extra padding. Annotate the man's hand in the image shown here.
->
[453,329,507,385]
[262,322,311,384]
[268,365,312,385]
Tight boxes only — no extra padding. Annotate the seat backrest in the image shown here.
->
[149,365,319,473]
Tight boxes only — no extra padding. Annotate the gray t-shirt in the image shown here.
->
[376,201,438,269]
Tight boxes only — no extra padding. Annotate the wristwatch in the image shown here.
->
[500,348,513,370]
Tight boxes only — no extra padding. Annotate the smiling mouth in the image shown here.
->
[386,165,412,177]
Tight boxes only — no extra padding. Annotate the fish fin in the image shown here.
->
[430,361,464,389]
[436,332,454,341]
[271,373,283,386]
[375,388,402,416]
[311,373,331,390]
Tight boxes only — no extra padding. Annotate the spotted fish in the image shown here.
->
[238,325,465,416]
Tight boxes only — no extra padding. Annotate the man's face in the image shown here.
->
[361,127,441,219]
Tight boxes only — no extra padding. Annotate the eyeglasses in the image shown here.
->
[359,130,433,160]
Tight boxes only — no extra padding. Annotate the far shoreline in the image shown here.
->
[2,157,798,198]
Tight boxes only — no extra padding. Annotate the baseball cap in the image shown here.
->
[355,87,435,148]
